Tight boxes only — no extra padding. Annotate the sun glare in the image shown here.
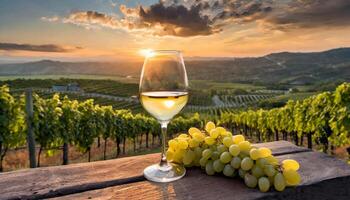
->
[139,49,155,57]
[163,100,175,108]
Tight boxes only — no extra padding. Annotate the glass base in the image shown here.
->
[143,162,186,183]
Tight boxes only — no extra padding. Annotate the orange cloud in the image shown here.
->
[0,43,81,52]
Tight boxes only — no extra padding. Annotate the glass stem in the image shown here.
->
[159,121,169,167]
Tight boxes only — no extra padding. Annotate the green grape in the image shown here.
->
[210,128,220,139]
[258,177,270,192]
[183,150,195,165]
[220,152,232,164]
[256,158,268,168]
[223,137,233,147]
[202,143,209,149]
[178,139,189,149]
[264,164,276,177]
[249,148,261,160]
[238,169,247,179]
[244,173,258,188]
[217,144,228,154]
[205,121,216,133]
[173,149,185,163]
[185,162,194,167]
[233,134,245,144]
[274,172,286,192]
[168,139,178,149]
[188,127,201,136]
[282,159,300,171]
[239,152,249,159]
[230,156,242,169]
[178,134,189,139]
[216,127,227,136]
[238,141,251,152]
[193,132,205,142]
[193,157,201,167]
[283,170,301,186]
[251,165,264,178]
[200,157,208,167]
[241,157,254,171]
[211,151,220,160]
[210,145,217,152]
[188,138,200,148]
[229,144,240,156]
[194,147,203,158]
[265,156,279,166]
[259,147,272,158]
[223,164,235,177]
[225,131,233,137]
[205,160,215,175]
[166,149,174,161]
[213,159,225,172]
[205,136,215,145]
[202,149,212,159]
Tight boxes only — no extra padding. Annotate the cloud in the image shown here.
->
[62,11,120,30]
[123,0,273,37]
[138,3,216,36]
[41,16,59,22]
[0,43,82,52]
[43,0,350,37]
[45,0,271,37]
[262,0,350,30]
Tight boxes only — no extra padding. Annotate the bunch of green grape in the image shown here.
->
[166,122,301,192]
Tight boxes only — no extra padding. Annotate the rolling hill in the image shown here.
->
[1,47,350,85]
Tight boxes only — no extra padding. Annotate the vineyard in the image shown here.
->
[218,94,275,107]
[2,78,294,116]
[0,85,203,171]
[219,83,350,157]
[1,83,350,172]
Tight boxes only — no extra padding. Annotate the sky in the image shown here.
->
[0,0,350,62]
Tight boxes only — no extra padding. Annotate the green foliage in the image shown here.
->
[219,83,350,150]
[0,85,26,170]
[1,83,350,170]
[0,85,26,149]
[32,93,63,154]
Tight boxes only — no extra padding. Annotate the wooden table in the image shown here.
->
[0,141,349,200]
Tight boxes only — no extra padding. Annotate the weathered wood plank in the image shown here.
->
[52,151,350,200]
[0,141,310,200]
[254,140,310,156]
[0,154,158,200]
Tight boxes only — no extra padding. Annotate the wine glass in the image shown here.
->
[139,50,189,182]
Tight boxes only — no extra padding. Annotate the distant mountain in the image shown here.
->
[0,60,142,77]
[1,47,350,85]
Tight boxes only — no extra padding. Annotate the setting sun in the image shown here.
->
[0,0,350,198]
[138,49,155,58]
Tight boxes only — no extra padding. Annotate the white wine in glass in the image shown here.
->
[139,50,188,182]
